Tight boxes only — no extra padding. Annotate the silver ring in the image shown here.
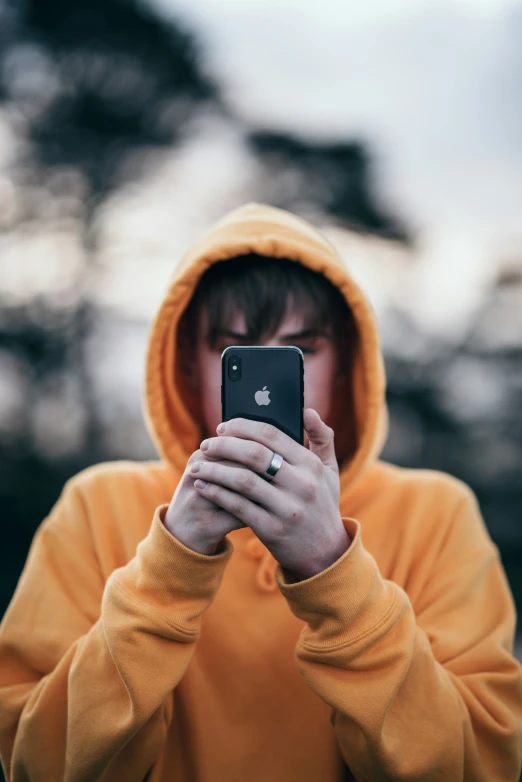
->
[264,451,283,479]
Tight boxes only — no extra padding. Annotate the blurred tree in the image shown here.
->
[0,0,408,234]
[247,130,409,241]
[0,0,224,635]
[0,0,219,199]
[381,302,522,619]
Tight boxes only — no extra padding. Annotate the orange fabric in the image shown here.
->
[1,202,521,781]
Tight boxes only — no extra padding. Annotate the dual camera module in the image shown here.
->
[227,355,241,381]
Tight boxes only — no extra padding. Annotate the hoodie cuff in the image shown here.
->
[108,503,234,634]
[275,518,398,650]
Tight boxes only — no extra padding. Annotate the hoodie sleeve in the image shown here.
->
[0,474,233,782]
[275,484,522,781]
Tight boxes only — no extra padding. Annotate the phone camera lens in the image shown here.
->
[228,355,241,381]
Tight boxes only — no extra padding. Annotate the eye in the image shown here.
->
[297,346,316,355]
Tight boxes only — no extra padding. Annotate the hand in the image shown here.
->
[189,408,352,580]
[163,448,247,555]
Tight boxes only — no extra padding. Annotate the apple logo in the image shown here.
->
[255,386,271,406]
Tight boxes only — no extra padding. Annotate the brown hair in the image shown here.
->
[177,254,359,465]
[179,253,358,353]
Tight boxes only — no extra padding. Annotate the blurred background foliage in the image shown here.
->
[1,0,522,659]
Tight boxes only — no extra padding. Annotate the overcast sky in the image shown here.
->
[151,0,522,248]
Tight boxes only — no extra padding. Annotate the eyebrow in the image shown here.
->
[214,328,327,340]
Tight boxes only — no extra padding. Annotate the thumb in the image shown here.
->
[303,408,338,471]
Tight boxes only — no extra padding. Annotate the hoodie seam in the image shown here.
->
[109,577,200,640]
[299,585,400,654]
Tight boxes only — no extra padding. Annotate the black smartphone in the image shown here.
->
[221,346,304,445]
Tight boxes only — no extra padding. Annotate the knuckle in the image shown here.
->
[239,470,255,491]
[249,443,266,463]
[286,504,304,523]
[301,481,317,503]
[231,496,246,517]
[261,422,278,441]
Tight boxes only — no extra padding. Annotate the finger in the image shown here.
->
[216,418,303,465]
[200,435,294,485]
[193,479,274,533]
[303,408,338,471]
[191,461,296,521]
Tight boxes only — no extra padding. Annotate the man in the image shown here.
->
[1,202,521,781]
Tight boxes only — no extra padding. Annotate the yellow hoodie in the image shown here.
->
[1,203,521,782]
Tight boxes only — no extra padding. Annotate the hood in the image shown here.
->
[143,202,388,502]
